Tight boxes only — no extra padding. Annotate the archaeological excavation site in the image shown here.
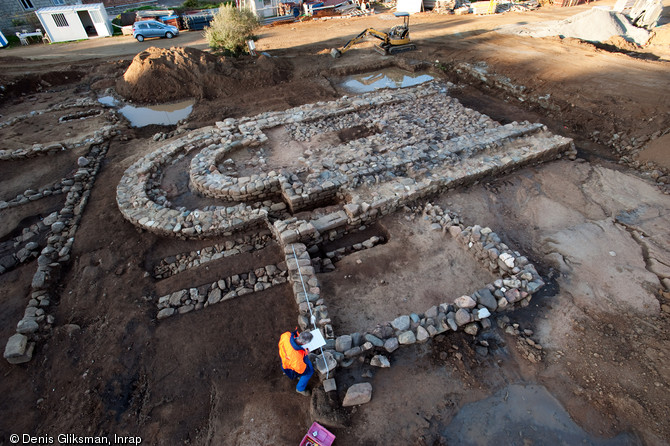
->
[1,1,669,445]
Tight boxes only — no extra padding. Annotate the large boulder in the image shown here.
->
[342,383,373,407]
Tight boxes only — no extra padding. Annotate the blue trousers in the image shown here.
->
[284,358,314,391]
[296,367,313,392]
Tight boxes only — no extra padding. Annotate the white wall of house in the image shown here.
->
[36,3,111,43]
[239,0,278,18]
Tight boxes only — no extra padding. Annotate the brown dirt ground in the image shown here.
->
[1,0,670,445]
[320,215,498,334]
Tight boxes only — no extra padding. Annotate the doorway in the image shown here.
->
[77,10,98,36]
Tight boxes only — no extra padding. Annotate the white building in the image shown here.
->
[238,0,281,19]
[35,3,112,43]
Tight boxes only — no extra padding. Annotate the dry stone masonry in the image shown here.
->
[0,99,117,162]
[331,202,546,369]
[111,81,575,388]
[2,104,120,359]
[4,141,112,364]
[116,82,574,240]
[152,229,275,279]
[154,262,289,319]
[6,81,573,369]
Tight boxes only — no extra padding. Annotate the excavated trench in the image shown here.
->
[1,28,668,446]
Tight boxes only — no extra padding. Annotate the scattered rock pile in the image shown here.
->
[497,315,544,363]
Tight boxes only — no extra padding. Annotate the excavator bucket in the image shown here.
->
[330,48,342,58]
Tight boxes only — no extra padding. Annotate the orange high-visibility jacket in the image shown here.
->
[278,331,307,374]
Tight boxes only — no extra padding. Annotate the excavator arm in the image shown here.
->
[331,28,389,58]
[329,13,414,58]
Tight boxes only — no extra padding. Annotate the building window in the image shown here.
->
[18,0,35,10]
[52,0,66,5]
[52,13,68,27]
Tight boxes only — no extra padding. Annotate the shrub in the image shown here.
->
[126,6,158,11]
[204,4,259,55]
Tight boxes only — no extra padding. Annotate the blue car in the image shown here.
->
[132,20,179,42]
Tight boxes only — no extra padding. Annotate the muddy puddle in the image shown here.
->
[98,96,194,127]
[335,68,434,94]
[443,384,640,445]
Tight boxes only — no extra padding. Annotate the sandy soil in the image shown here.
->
[1,1,670,445]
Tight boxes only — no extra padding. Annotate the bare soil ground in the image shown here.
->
[1,1,670,445]
[320,216,497,333]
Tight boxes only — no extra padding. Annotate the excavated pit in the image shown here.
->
[319,213,499,334]
[104,82,572,390]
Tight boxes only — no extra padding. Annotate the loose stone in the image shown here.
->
[342,383,373,407]
[370,355,391,368]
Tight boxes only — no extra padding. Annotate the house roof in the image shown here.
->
[36,3,105,14]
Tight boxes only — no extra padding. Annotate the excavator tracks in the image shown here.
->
[374,43,417,55]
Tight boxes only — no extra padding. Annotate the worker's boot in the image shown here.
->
[296,389,311,396]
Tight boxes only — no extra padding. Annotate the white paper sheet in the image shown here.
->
[302,328,327,352]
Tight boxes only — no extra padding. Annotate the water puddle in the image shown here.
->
[442,384,640,445]
[98,96,194,127]
[98,96,117,107]
[336,68,434,94]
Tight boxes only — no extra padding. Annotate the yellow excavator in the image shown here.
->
[330,12,416,58]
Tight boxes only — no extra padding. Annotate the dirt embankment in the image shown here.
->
[116,47,293,103]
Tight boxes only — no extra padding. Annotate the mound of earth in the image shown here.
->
[498,7,651,46]
[604,35,642,51]
[649,24,670,46]
[116,46,292,103]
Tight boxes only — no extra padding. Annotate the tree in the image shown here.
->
[205,4,259,55]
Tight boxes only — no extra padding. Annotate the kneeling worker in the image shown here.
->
[278,329,314,396]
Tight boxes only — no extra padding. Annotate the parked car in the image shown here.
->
[132,20,179,42]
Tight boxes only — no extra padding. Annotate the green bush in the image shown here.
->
[125,5,160,12]
[180,0,228,10]
[5,35,21,47]
[204,4,259,55]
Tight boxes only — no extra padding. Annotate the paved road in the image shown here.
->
[0,28,208,64]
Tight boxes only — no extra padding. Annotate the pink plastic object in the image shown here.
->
[299,422,336,446]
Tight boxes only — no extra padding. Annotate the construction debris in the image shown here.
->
[498,7,652,46]
[626,0,663,29]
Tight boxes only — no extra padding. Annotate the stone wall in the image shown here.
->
[4,81,573,365]
[0,0,70,37]
[116,82,574,242]
[2,99,119,364]
[279,203,546,377]
[4,142,112,364]
[154,262,289,319]
[152,229,274,279]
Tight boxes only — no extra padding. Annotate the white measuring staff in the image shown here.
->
[291,245,330,380]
